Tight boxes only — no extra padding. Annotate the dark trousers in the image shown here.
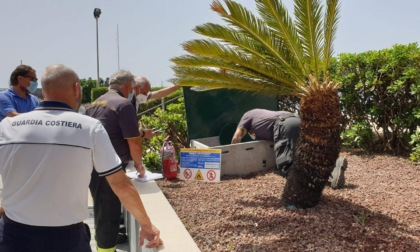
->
[90,163,127,249]
[0,217,91,252]
[273,115,301,177]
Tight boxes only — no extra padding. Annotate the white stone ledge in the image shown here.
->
[124,179,200,252]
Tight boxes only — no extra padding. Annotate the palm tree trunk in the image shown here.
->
[281,88,342,208]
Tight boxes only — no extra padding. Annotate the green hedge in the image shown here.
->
[331,43,420,154]
[409,127,420,162]
[80,78,97,103]
[139,94,188,171]
[91,87,108,102]
[80,78,105,103]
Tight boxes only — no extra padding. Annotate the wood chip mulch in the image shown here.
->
[156,149,420,252]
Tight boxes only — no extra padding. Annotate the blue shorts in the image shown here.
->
[0,216,91,252]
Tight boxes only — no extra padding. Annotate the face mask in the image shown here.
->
[78,106,86,115]
[136,94,148,105]
[27,81,38,93]
[127,89,135,101]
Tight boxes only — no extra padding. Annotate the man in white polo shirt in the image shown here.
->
[0,64,162,252]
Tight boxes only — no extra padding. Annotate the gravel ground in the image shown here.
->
[156,148,420,252]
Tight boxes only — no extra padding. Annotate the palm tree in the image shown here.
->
[170,0,341,209]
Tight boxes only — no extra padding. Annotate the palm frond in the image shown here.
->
[194,23,270,61]
[294,0,324,80]
[190,86,222,92]
[256,0,309,75]
[172,54,236,69]
[171,62,300,95]
[171,66,297,95]
[211,0,306,84]
[170,0,341,98]
[323,0,340,78]
[178,40,297,87]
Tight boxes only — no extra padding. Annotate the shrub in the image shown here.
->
[332,43,420,154]
[80,78,97,103]
[143,151,162,172]
[91,87,108,102]
[139,95,188,171]
[409,127,420,162]
[341,121,374,150]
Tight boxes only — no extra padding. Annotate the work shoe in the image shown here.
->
[331,157,347,189]
[116,233,128,244]
[275,163,292,178]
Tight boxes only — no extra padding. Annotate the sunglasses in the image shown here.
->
[24,76,38,82]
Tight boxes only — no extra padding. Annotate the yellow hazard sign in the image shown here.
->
[194,170,204,180]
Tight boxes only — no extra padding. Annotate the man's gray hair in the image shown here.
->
[109,70,135,87]
[41,64,79,91]
[134,76,150,88]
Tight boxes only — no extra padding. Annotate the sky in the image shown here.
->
[1,0,420,89]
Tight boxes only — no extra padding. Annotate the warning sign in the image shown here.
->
[195,170,204,180]
[179,148,221,182]
[183,169,192,180]
[206,170,216,181]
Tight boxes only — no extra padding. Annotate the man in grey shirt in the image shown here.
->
[232,109,347,189]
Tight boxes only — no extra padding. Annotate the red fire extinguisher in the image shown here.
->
[161,135,178,180]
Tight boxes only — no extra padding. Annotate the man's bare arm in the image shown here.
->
[231,128,246,144]
[106,170,162,247]
[149,85,180,100]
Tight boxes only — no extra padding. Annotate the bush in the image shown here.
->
[341,121,374,150]
[91,87,108,102]
[80,78,97,103]
[409,127,420,162]
[143,151,162,172]
[331,43,420,154]
[140,95,188,171]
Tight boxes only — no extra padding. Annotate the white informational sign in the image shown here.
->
[179,148,221,182]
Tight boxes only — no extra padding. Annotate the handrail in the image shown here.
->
[137,95,183,116]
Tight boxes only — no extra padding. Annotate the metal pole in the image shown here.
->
[96,17,100,87]
[161,81,165,111]
[117,24,120,70]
